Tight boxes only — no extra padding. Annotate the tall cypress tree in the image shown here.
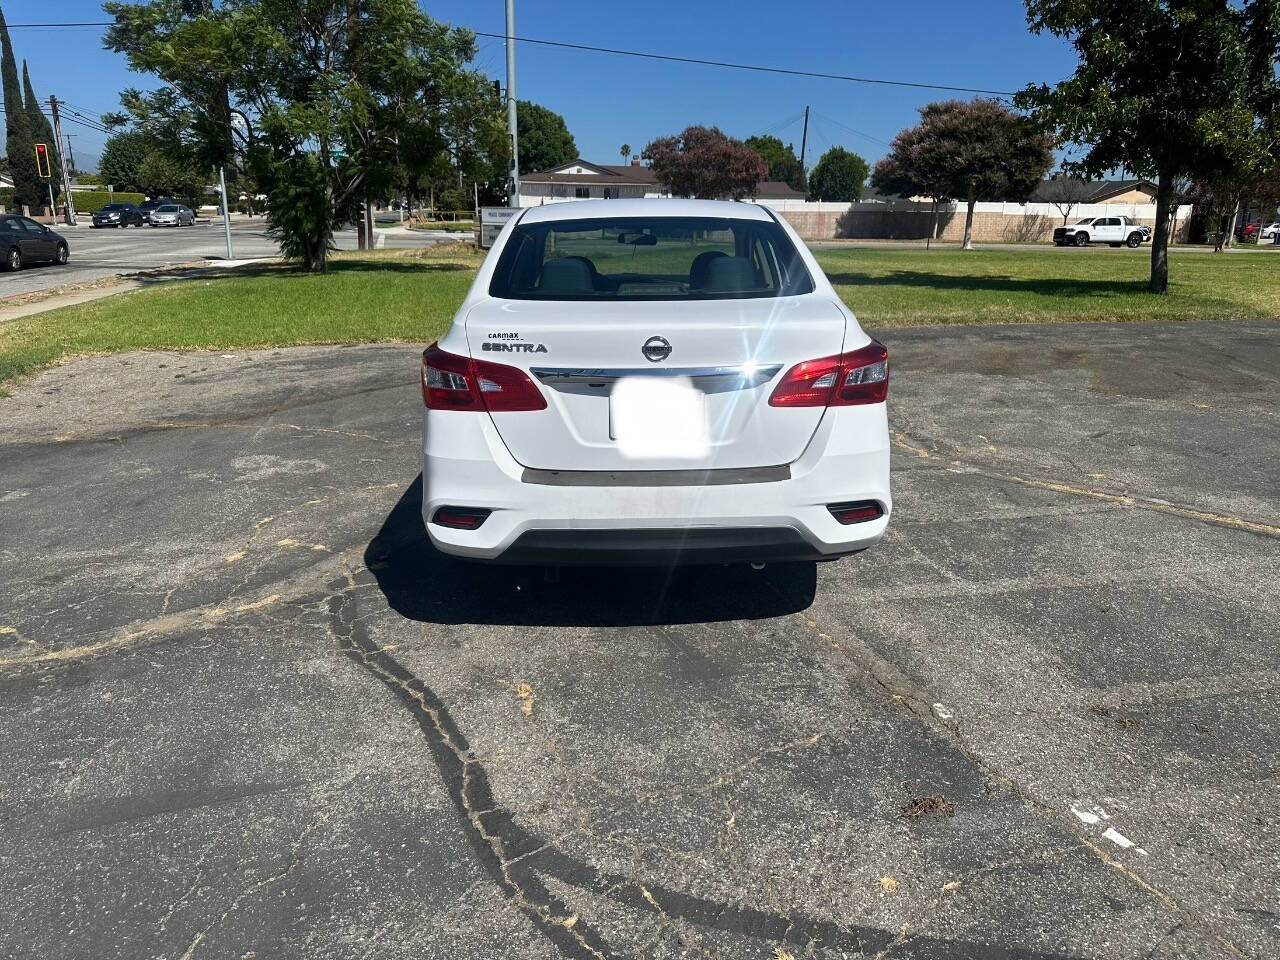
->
[22,60,60,187]
[1,6,39,208]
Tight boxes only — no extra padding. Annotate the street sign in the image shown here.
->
[479,206,519,248]
[34,143,51,179]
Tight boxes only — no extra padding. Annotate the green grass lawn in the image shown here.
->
[0,247,481,389]
[818,247,1280,326]
[2,244,1277,390]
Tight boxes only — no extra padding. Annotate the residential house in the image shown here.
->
[1030,177,1159,205]
[518,157,806,206]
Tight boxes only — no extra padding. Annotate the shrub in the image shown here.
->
[65,191,146,214]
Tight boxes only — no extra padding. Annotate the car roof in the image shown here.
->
[515,198,773,225]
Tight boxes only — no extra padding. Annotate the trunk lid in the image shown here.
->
[464,296,847,471]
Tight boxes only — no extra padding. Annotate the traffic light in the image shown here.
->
[34,143,51,179]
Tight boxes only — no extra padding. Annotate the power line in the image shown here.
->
[2,20,1020,97]
[2,21,113,28]
[811,111,891,148]
[759,109,807,140]
[472,31,1019,96]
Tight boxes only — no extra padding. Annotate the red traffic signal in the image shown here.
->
[34,143,51,179]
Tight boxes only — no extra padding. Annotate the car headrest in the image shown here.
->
[538,257,595,295]
[689,250,728,289]
[702,256,758,293]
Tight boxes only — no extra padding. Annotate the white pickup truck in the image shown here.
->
[1053,216,1149,248]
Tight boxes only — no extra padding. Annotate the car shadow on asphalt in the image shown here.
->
[364,476,818,627]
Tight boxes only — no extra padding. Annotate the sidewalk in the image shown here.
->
[0,258,276,325]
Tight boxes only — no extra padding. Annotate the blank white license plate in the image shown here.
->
[609,376,710,459]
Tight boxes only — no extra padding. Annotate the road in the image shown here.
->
[1,322,1278,959]
[0,217,462,298]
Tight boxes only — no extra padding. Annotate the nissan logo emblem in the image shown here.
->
[641,336,672,362]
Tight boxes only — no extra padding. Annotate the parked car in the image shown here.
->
[148,204,195,227]
[1259,222,1280,240]
[138,197,175,223]
[1053,215,1147,247]
[0,214,69,271]
[421,198,891,566]
[91,203,144,228]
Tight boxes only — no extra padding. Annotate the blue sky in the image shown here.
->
[3,0,1079,172]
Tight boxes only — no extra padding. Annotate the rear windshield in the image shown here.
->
[489,215,814,301]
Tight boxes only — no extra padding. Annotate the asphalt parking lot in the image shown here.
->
[1,321,1277,959]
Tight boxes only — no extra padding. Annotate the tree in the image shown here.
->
[1017,0,1280,292]
[1041,173,1093,224]
[745,134,806,192]
[106,0,497,272]
[642,126,767,199]
[872,99,1052,249]
[620,143,630,162]
[98,131,149,192]
[515,100,576,175]
[138,150,205,202]
[807,146,868,202]
[1,6,38,209]
[22,61,59,190]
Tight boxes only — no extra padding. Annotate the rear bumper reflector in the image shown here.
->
[828,500,884,524]
[431,507,492,530]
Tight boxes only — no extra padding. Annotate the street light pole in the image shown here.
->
[218,165,234,259]
[505,0,520,207]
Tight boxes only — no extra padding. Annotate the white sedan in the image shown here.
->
[421,199,890,565]
[1259,222,1280,240]
[148,204,196,227]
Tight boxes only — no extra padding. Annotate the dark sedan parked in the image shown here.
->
[0,214,69,271]
[91,203,145,228]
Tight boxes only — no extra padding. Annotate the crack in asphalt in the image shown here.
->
[783,604,1253,959]
[324,570,1086,960]
[177,817,320,959]
[889,429,1280,541]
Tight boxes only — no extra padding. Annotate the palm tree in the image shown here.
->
[620,143,631,163]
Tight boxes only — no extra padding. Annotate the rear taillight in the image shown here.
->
[421,343,547,412]
[769,341,889,407]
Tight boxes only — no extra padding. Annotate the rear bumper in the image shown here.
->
[422,405,891,564]
[498,527,861,566]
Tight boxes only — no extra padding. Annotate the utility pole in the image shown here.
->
[799,105,810,171]
[505,0,520,207]
[48,97,77,226]
[64,134,76,171]
[218,165,234,260]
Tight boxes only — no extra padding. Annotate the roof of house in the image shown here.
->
[522,160,658,185]
[749,181,807,200]
[855,186,903,203]
[1030,178,1158,203]
[517,197,774,224]
[522,158,807,200]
